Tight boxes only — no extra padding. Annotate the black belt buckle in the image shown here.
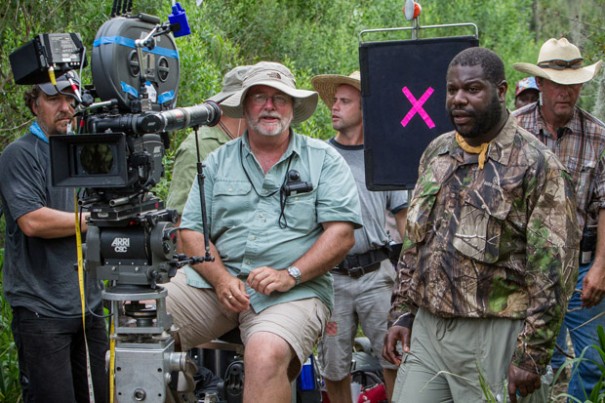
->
[333,261,380,279]
[348,266,365,279]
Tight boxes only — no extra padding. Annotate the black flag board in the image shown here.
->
[360,29,479,190]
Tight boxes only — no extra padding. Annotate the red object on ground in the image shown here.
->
[358,383,387,403]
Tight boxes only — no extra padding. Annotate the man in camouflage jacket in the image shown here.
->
[383,47,579,403]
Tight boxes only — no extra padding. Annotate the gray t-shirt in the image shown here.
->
[328,138,407,254]
[0,131,103,317]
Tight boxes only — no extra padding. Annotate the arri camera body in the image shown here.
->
[10,6,219,402]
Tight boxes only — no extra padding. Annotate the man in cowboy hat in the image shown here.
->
[0,71,108,402]
[311,71,407,403]
[513,37,605,401]
[164,61,362,402]
[167,65,250,251]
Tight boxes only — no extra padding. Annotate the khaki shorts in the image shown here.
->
[163,269,330,375]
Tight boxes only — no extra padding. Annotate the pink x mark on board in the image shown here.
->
[401,86,435,129]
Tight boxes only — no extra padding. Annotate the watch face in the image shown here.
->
[288,266,301,284]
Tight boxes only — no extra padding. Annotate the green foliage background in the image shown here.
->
[0,0,604,400]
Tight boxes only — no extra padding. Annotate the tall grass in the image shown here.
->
[557,325,605,403]
[478,326,605,402]
[0,248,23,402]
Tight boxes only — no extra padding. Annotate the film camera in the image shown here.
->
[10,8,219,402]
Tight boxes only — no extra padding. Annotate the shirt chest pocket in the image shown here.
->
[284,192,317,232]
[452,191,513,264]
[566,157,595,211]
[212,181,252,226]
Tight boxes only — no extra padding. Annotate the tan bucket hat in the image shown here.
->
[311,71,361,109]
[221,61,318,124]
[513,38,602,85]
[207,65,252,104]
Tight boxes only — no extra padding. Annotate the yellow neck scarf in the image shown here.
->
[455,132,489,169]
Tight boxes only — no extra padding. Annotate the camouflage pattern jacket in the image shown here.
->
[391,115,580,373]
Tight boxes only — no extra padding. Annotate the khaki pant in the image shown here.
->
[392,308,523,402]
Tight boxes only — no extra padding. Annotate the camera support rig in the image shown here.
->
[84,193,195,402]
[79,11,221,399]
[9,5,220,400]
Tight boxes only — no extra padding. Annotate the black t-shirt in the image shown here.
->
[0,131,103,317]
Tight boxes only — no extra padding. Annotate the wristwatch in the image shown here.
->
[287,266,302,286]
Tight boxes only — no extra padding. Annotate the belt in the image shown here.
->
[332,262,381,279]
[332,249,389,279]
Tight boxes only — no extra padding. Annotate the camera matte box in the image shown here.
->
[50,133,129,188]
[360,36,478,190]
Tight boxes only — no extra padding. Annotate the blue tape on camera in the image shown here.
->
[94,36,179,59]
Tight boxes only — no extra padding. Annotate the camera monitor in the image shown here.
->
[10,33,86,85]
[360,35,478,190]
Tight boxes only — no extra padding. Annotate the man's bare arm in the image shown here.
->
[180,228,250,312]
[17,207,89,238]
[247,221,355,295]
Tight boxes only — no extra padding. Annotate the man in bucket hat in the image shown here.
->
[311,70,407,403]
[513,37,605,400]
[0,71,108,402]
[164,61,362,402]
[167,65,250,250]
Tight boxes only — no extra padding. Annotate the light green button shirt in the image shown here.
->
[181,130,362,312]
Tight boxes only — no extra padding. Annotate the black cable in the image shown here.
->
[238,140,282,198]
[238,140,293,228]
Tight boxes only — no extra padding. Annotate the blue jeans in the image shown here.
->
[549,263,605,400]
[11,307,108,403]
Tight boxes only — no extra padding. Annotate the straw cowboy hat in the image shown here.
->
[207,65,251,104]
[311,71,361,109]
[513,38,602,85]
[221,61,318,124]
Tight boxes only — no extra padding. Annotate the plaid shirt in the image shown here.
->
[513,103,605,230]
[391,115,579,373]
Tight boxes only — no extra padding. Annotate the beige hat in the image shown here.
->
[311,71,361,109]
[207,65,252,104]
[513,38,602,85]
[221,61,318,124]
